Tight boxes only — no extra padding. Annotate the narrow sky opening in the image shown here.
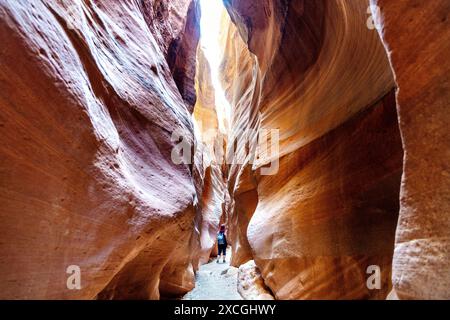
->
[199,0,231,133]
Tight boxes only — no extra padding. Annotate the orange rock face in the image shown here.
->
[0,0,213,299]
[372,0,450,300]
[0,0,448,301]
[249,91,402,299]
[221,0,404,299]
[192,46,226,264]
[219,12,260,267]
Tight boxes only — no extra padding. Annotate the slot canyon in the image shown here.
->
[0,0,448,300]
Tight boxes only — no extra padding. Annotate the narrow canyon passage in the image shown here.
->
[189,0,404,300]
[0,0,448,300]
[183,248,242,300]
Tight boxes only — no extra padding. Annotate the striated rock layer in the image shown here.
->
[372,0,450,300]
[221,0,404,299]
[0,0,217,299]
[220,10,260,266]
[192,46,226,264]
[249,91,402,299]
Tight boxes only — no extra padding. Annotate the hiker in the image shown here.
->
[217,224,228,263]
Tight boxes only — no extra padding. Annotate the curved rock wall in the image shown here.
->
[249,91,402,299]
[221,0,404,299]
[192,46,226,263]
[0,0,210,299]
[0,0,447,301]
[219,14,261,266]
[372,0,450,300]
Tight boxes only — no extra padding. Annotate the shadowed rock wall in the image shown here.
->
[372,0,450,300]
[221,0,404,299]
[0,0,210,299]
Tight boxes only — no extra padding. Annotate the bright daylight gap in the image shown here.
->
[198,0,231,134]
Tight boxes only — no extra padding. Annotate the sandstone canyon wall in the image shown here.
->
[221,0,449,300]
[372,0,450,300]
[192,46,227,263]
[221,0,403,299]
[0,0,222,299]
[0,0,448,301]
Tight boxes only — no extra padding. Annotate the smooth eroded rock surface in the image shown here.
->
[372,0,450,300]
[0,0,448,301]
[0,0,215,299]
[248,91,402,299]
[221,0,403,299]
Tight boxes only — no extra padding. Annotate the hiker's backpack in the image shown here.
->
[217,232,225,245]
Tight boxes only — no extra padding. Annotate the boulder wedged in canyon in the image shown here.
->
[221,0,404,299]
[372,0,450,300]
[0,0,213,299]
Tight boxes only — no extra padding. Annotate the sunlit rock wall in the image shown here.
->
[0,0,205,299]
[372,0,450,300]
[192,46,226,264]
[220,12,261,267]
[221,0,404,299]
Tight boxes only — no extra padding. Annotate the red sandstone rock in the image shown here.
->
[0,0,448,301]
[221,0,404,299]
[248,91,402,299]
[372,0,450,300]
[0,0,203,299]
